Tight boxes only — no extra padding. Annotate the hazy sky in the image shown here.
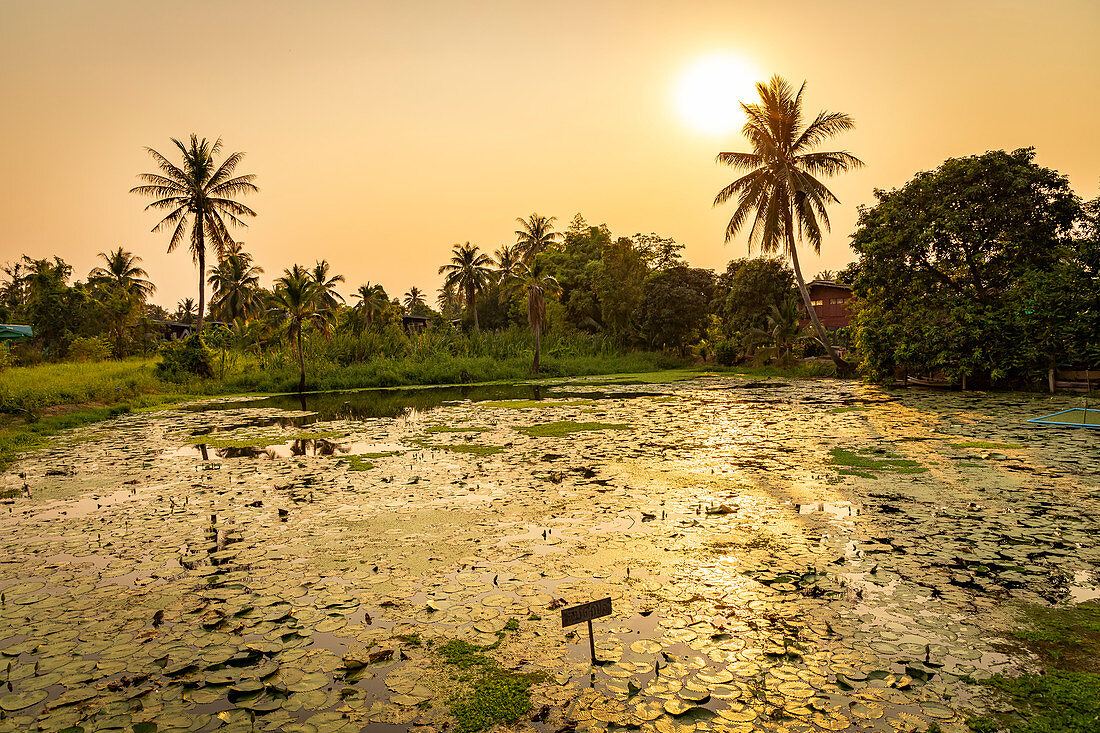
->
[2,0,1098,309]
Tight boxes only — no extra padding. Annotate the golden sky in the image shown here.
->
[1,0,1098,308]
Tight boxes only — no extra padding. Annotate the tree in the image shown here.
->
[0,261,28,322]
[436,283,462,320]
[351,283,390,335]
[634,233,685,270]
[88,248,156,301]
[596,237,648,340]
[635,267,716,355]
[521,257,560,374]
[22,256,78,353]
[176,298,196,325]
[403,286,425,313]
[209,248,264,322]
[749,294,809,363]
[438,242,493,330]
[515,214,560,262]
[849,148,1086,384]
[716,258,795,344]
[308,260,345,340]
[272,266,320,392]
[713,75,863,371]
[131,135,258,334]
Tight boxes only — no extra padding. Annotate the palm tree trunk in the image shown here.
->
[296,324,306,393]
[196,228,206,336]
[469,287,479,331]
[532,324,541,375]
[788,232,850,373]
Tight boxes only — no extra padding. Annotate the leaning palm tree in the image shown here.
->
[713,75,862,370]
[514,214,560,262]
[438,242,494,330]
[209,249,264,322]
[403,286,425,313]
[131,135,258,334]
[89,247,156,301]
[521,257,560,375]
[272,266,320,392]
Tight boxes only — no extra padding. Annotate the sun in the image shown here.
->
[675,54,758,136]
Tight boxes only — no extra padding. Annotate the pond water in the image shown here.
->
[0,374,1098,732]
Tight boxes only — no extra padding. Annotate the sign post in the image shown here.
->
[561,597,612,665]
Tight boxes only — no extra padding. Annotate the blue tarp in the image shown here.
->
[0,324,32,340]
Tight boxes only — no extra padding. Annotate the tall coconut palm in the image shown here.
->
[272,266,320,392]
[131,135,258,334]
[713,75,862,370]
[352,283,390,334]
[209,249,264,322]
[176,297,196,325]
[403,286,425,313]
[436,283,462,320]
[521,258,560,375]
[308,260,344,340]
[438,242,494,330]
[515,214,560,262]
[88,247,156,301]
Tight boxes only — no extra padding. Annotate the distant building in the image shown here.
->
[401,314,431,334]
[802,281,854,329]
[0,324,33,341]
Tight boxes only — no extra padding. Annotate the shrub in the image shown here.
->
[157,335,214,379]
[0,344,11,371]
[714,339,739,366]
[69,336,112,362]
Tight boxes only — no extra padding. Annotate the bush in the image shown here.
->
[157,336,214,379]
[714,339,739,366]
[0,344,11,371]
[68,335,112,363]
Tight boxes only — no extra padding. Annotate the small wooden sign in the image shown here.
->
[561,597,612,627]
[561,597,612,665]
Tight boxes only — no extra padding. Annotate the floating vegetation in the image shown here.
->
[829,405,869,413]
[344,456,375,471]
[517,420,631,437]
[478,399,597,409]
[424,426,490,433]
[0,378,1096,731]
[829,446,927,473]
[949,440,1023,450]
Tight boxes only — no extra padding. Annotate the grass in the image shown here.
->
[828,447,926,474]
[950,440,1023,450]
[436,621,542,733]
[517,420,631,438]
[966,603,1100,732]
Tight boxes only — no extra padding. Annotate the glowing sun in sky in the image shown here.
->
[675,54,759,136]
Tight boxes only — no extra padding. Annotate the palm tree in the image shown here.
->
[176,297,196,325]
[131,135,258,334]
[515,214,560,262]
[272,266,320,392]
[438,242,494,330]
[521,257,560,375]
[88,247,156,301]
[403,286,425,313]
[209,248,264,322]
[308,260,345,341]
[436,283,462,320]
[352,283,390,334]
[713,75,862,370]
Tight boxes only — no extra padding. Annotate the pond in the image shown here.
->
[0,374,1097,732]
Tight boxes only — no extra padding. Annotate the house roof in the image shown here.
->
[0,324,33,340]
[807,280,853,291]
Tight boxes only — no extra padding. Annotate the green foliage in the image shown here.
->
[716,258,796,348]
[714,339,739,366]
[68,335,112,362]
[635,267,716,353]
[850,148,1094,385]
[157,336,214,379]
[437,637,542,733]
[828,447,925,473]
[517,420,631,437]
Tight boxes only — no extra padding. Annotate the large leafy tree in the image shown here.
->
[209,247,264,322]
[716,258,795,345]
[515,214,560,262]
[272,266,320,392]
[438,242,493,330]
[88,248,156,301]
[521,257,560,374]
[131,135,258,334]
[635,267,716,355]
[850,148,1087,384]
[713,75,863,370]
